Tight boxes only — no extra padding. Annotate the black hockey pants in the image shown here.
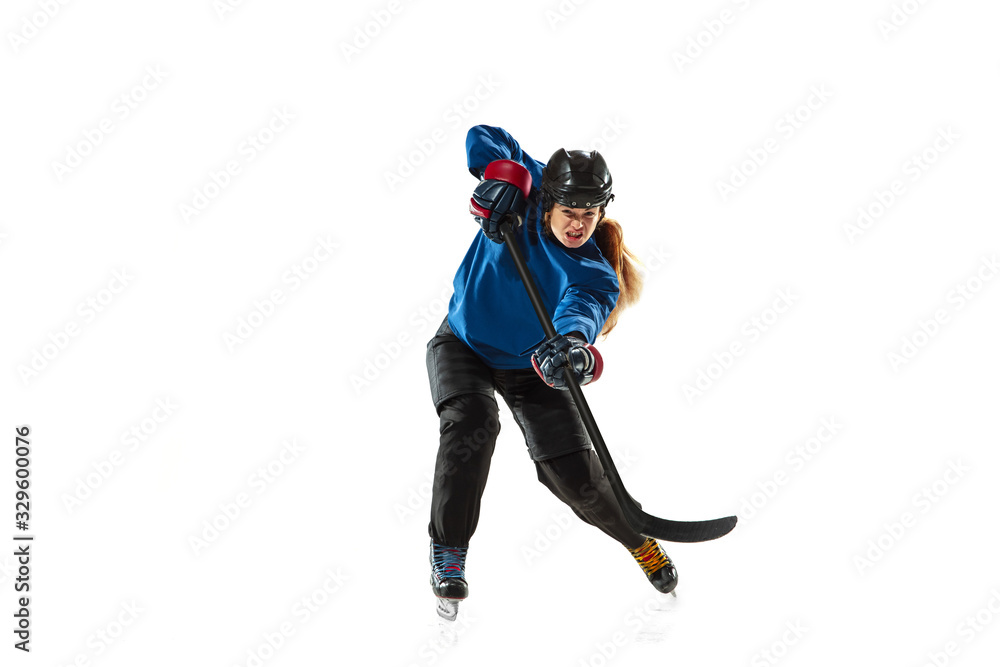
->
[425,317,645,550]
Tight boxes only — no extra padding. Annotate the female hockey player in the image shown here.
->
[426,125,676,619]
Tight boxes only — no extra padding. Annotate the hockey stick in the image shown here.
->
[498,219,737,543]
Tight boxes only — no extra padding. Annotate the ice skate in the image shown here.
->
[628,537,678,596]
[429,541,469,621]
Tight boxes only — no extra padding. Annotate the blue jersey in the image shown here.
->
[447,125,620,369]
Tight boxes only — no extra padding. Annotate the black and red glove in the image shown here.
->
[469,160,532,243]
[531,333,603,389]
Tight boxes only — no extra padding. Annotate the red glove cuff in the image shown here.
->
[483,160,532,198]
[586,343,603,384]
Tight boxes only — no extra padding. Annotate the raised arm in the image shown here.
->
[466,125,545,185]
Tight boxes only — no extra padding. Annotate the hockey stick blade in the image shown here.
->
[626,504,737,543]
[593,440,737,543]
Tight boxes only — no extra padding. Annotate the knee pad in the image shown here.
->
[439,393,500,435]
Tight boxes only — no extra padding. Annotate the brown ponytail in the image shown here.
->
[590,216,644,337]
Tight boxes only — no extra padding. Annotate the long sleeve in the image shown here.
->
[466,125,546,186]
[552,271,620,344]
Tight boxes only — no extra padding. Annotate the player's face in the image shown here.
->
[549,205,602,248]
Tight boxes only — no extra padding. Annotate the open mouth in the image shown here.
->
[566,231,583,241]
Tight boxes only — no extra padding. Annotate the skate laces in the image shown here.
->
[431,543,468,581]
[629,537,671,576]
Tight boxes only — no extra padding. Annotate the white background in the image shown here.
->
[2,0,999,665]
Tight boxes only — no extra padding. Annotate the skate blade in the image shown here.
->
[435,597,460,621]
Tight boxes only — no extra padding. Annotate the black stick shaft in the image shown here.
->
[499,221,634,512]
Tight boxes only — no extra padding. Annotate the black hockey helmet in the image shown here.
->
[541,148,614,210]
